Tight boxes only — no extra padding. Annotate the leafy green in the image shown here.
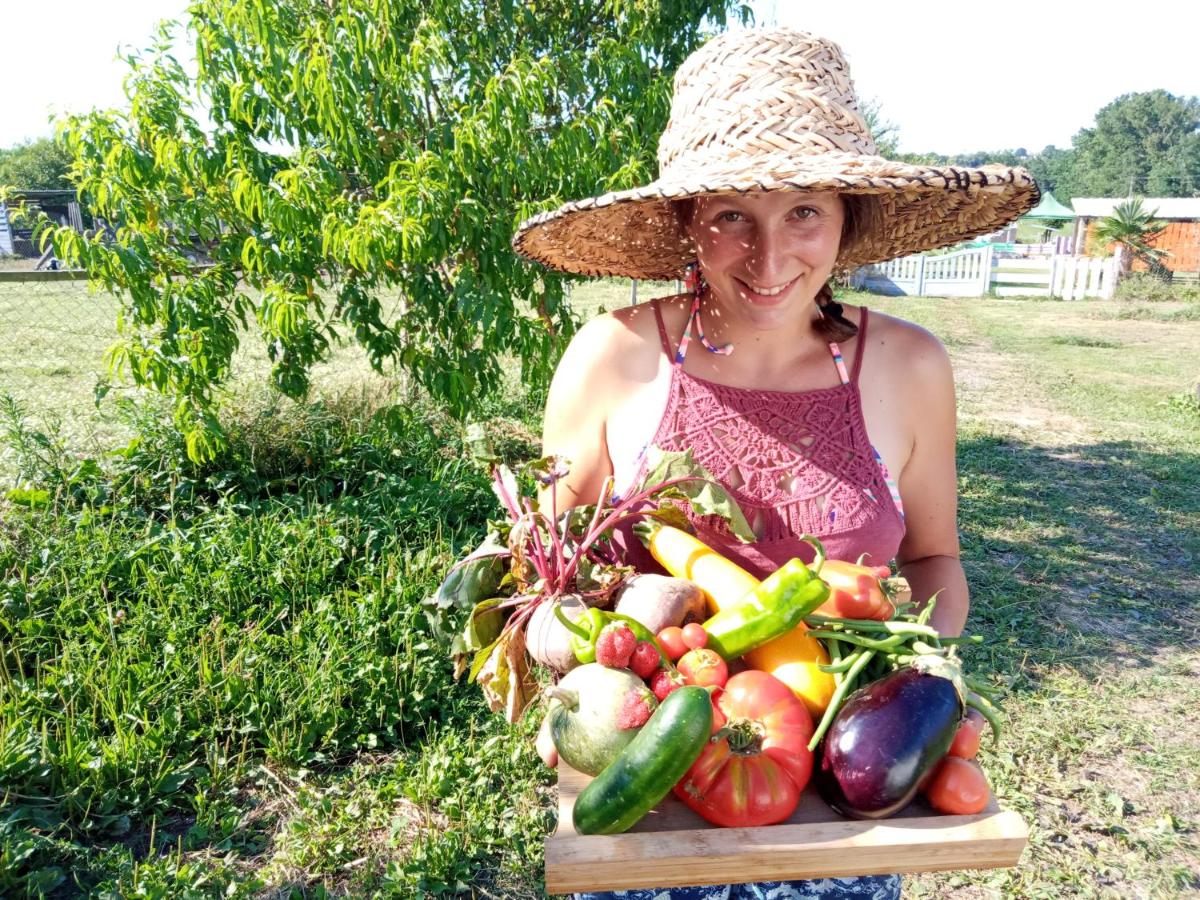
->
[639,447,755,541]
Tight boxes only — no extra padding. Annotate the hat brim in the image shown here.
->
[512,158,1040,280]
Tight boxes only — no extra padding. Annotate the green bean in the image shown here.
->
[804,615,940,638]
[818,653,859,674]
[806,630,906,652]
[966,690,1004,745]
[807,650,875,752]
[910,640,946,656]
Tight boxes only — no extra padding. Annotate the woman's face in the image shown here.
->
[687,190,844,327]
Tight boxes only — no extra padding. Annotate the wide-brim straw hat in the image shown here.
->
[512,28,1039,280]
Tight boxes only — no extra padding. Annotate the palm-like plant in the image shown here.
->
[1094,197,1170,278]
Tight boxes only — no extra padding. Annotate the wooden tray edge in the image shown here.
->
[546,809,1029,893]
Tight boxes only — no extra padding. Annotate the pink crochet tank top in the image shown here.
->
[613,297,906,579]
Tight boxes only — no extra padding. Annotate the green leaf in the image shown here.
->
[451,597,508,679]
[5,488,51,507]
[639,447,754,541]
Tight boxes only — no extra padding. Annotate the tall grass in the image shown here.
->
[0,384,544,896]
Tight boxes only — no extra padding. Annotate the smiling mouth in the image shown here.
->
[734,277,798,299]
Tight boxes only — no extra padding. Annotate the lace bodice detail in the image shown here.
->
[659,367,896,543]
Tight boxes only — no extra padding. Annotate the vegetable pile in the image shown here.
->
[433,450,1007,834]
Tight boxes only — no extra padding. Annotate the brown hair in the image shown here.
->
[673,192,885,342]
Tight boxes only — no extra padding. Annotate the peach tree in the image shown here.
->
[45,0,749,459]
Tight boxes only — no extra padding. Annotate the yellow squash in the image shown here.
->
[643,523,836,716]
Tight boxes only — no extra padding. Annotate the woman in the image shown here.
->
[514,27,1037,900]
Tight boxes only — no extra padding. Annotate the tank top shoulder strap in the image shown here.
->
[850,307,870,383]
[826,306,870,386]
[651,296,690,366]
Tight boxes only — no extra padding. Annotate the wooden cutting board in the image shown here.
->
[546,762,1027,894]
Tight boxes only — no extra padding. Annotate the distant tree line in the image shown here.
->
[0,137,73,191]
[3,89,1197,203]
[895,90,1200,200]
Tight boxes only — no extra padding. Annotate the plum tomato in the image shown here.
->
[677,648,728,688]
[656,626,688,662]
[948,708,986,760]
[923,756,990,815]
[681,622,708,650]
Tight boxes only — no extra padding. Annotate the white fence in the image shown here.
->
[852,246,1117,300]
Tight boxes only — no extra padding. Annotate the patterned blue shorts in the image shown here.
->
[574,875,902,900]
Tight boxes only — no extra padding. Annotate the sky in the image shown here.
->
[2,0,1198,155]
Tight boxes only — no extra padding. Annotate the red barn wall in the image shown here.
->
[1085,219,1200,272]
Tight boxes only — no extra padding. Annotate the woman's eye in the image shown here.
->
[716,210,744,223]
[792,206,818,219]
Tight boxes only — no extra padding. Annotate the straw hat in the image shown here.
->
[512,28,1039,279]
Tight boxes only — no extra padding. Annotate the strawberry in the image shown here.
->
[616,687,657,730]
[629,641,661,680]
[594,622,636,668]
[649,666,685,702]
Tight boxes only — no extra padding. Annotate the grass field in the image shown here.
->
[1,279,1198,897]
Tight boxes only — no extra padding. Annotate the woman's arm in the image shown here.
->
[893,330,969,638]
[538,316,623,515]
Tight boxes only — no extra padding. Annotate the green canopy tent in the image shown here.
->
[1020,190,1075,246]
[1021,191,1075,219]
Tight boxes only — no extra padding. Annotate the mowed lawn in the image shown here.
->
[0,278,1197,897]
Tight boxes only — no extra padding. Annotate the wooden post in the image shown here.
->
[630,279,638,306]
[914,254,927,297]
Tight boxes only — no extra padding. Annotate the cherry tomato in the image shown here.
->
[656,626,688,662]
[677,648,728,688]
[681,622,709,650]
[948,708,986,760]
[924,756,990,815]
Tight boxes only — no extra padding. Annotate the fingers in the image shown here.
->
[536,713,559,768]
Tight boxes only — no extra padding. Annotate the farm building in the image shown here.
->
[0,189,85,259]
[1071,197,1200,275]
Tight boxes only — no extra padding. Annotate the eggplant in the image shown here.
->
[816,664,962,819]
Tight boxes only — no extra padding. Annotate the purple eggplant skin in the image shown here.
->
[816,667,963,819]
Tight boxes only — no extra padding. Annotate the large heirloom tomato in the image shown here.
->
[673,670,814,827]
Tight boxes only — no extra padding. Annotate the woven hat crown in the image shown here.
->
[658,29,878,181]
[511,26,1039,279]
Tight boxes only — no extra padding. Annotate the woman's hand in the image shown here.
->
[536,712,559,768]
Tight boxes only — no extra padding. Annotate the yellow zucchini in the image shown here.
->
[642,522,836,716]
[643,523,759,615]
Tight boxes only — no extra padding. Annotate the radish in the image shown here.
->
[546,663,657,775]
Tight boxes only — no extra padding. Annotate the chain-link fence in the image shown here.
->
[0,275,658,472]
[0,277,421,465]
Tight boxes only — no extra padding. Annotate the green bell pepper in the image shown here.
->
[702,538,830,661]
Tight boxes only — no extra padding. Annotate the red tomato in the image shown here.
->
[924,757,991,815]
[681,623,708,650]
[812,559,894,620]
[673,670,814,827]
[656,626,688,661]
[677,648,728,688]
[948,708,986,760]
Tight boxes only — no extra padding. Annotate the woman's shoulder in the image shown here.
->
[562,292,689,375]
[855,305,952,387]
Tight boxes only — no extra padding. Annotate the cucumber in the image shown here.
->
[572,685,713,835]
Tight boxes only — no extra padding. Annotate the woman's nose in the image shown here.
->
[746,228,790,281]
